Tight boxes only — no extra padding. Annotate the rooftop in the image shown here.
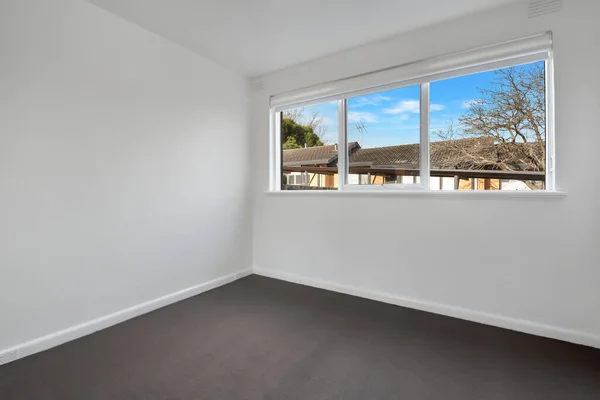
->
[283,137,545,172]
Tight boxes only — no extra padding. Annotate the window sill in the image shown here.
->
[265,190,567,199]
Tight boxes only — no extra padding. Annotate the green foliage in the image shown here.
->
[282,136,302,149]
[282,118,323,149]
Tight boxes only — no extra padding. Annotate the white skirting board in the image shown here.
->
[0,268,252,366]
[3,266,597,367]
[254,267,600,349]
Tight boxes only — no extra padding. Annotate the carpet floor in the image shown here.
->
[1,275,599,399]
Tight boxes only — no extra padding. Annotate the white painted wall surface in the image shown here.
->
[253,0,600,346]
[0,0,252,351]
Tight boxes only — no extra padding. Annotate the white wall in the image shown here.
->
[253,0,600,346]
[0,0,252,351]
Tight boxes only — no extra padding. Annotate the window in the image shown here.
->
[270,33,554,193]
[279,102,338,190]
[429,61,546,191]
[346,85,421,187]
[286,173,309,186]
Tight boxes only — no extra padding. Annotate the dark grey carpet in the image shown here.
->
[1,275,599,400]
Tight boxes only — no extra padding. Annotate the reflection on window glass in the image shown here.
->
[280,102,338,190]
[346,85,422,185]
[429,61,546,191]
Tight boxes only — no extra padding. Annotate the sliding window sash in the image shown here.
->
[338,82,429,192]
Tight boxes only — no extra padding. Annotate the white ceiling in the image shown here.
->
[90,0,519,77]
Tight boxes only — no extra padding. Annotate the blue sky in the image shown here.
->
[298,61,543,148]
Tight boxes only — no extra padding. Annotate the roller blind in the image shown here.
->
[270,32,552,110]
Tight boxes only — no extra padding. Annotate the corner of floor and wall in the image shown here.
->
[1,0,600,368]
[0,0,254,365]
[250,0,600,350]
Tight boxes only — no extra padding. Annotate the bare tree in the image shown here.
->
[283,108,304,124]
[283,107,329,143]
[434,64,546,190]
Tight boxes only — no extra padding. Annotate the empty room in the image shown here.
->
[1,0,599,398]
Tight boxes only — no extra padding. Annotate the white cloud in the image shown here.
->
[347,111,378,123]
[383,100,420,114]
[384,100,445,114]
[350,94,391,108]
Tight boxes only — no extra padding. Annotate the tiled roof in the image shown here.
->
[283,138,544,170]
[350,143,420,166]
[431,137,496,166]
[283,142,358,166]
[349,138,498,166]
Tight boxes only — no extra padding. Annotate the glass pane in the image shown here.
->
[429,61,546,191]
[346,85,421,185]
[280,102,338,190]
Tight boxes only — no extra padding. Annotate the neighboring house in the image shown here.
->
[282,138,545,190]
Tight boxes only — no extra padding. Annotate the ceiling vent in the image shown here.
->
[528,0,563,18]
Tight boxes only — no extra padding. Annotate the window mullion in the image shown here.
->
[337,99,348,190]
[545,55,555,191]
[420,83,431,190]
[271,110,282,191]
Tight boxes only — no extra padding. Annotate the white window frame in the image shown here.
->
[269,33,556,193]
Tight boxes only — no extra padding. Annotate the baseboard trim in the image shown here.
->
[254,267,600,349]
[3,266,597,367]
[0,268,252,365]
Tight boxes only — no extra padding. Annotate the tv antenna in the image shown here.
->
[355,120,369,146]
